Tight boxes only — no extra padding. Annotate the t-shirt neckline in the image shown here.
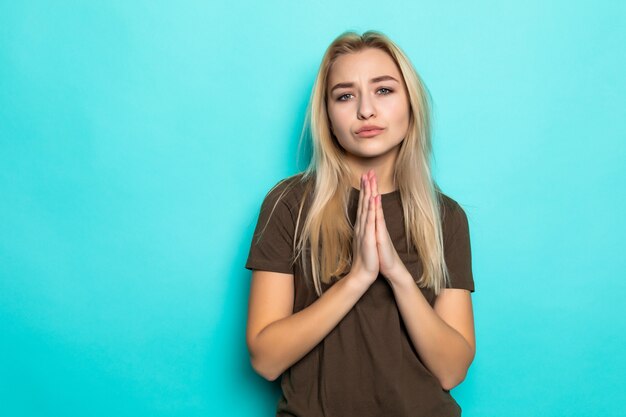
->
[349,186,401,201]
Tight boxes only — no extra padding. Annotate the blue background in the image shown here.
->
[1,1,624,416]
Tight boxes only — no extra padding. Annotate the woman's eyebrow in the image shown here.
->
[330,75,399,93]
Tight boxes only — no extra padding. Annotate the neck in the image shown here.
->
[346,148,399,194]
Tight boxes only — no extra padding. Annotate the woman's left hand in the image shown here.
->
[367,171,410,286]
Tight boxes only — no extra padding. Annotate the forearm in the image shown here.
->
[389,271,474,390]
[250,272,369,381]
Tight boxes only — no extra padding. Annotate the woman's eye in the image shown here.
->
[337,88,392,101]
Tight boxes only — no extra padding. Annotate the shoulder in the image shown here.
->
[260,172,313,214]
[438,192,470,237]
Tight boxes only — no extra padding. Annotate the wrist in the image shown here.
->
[344,270,374,293]
[386,266,415,291]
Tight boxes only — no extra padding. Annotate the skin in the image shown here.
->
[326,47,476,390]
[326,47,411,282]
[246,47,475,390]
[326,47,409,194]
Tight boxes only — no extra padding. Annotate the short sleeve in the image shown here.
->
[245,182,297,275]
[443,202,475,292]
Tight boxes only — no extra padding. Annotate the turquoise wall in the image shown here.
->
[1,1,624,416]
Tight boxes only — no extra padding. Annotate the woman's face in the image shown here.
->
[326,48,410,161]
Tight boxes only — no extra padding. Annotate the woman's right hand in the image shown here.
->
[348,171,380,289]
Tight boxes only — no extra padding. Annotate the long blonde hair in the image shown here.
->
[266,30,451,297]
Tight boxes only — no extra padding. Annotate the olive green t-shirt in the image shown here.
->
[245,173,475,417]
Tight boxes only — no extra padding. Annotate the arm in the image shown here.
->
[246,270,369,381]
[389,273,476,390]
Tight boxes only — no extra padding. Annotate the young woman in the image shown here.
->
[245,30,476,417]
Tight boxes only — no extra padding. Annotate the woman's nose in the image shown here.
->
[357,95,375,120]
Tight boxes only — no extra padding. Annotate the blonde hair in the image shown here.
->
[266,30,451,297]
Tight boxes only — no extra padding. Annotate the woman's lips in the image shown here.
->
[356,128,384,138]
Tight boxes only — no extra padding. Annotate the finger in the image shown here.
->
[366,194,376,238]
[364,170,376,232]
[371,171,378,198]
[360,174,370,234]
[355,174,364,235]
[359,175,369,231]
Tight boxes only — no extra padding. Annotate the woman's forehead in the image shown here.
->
[327,49,401,85]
